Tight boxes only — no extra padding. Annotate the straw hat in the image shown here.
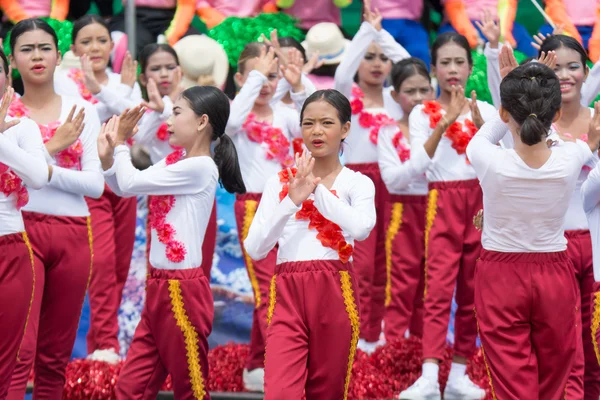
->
[302,22,349,65]
[59,50,81,71]
[173,35,229,89]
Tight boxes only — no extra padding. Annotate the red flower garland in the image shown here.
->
[67,68,99,105]
[243,114,294,168]
[421,100,478,157]
[278,168,353,263]
[391,130,411,163]
[0,163,28,209]
[350,86,396,145]
[147,149,187,263]
[8,99,84,170]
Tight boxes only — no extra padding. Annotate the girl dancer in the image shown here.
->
[0,61,47,398]
[536,35,600,400]
[468,61,599,400]
[378,58,434,342]
[134,43,218,283]
[334,1,410,352]
[244,89,375,399]
[5,18,103,399]
[98,86,246,399]
[399,32,496,399]
[226,42,304,391]
[53,13,143,364]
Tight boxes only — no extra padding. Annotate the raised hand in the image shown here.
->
[80,54,101,95]
[287,149,321,206]
[114,106,145,145]
[47,105,85,156]
[120,52,138,88]
[363,0,382,31]
[499,44,519,79]
[531,32,551,51]
[475,9,500,48]
[445,85,468,124]
[537,50,557,69]
[97,117,117,170]
[169,66,185,101]
[469,90,484,129]
[303,51,324,75]
[261,29,288,66]
[0,87,20,133]
[254,46,278,77]
[141,78,165,113]
[588,102,600,153]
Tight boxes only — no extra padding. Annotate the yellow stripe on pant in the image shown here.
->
[424,190,438,300]
[241,200,262,308]
[16,232,35,362]
[340,271,360,400]
[384,203,404,307]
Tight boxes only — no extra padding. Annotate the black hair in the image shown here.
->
[391,57,431,91]
[431,32,472,66]
[500,62,561,146]
[278,37,307,64]
[181,86,246,194]
[10,18,58,53]
[520,56,536,65]
[139,43,179,75]
[72,14,111,44]
[300,89,351,125]
[0,50,8,77]
[539,34,588,67]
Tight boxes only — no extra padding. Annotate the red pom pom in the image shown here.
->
[166,240,187,262]
[63,359,123,399]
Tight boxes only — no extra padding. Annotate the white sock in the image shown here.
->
[448,362,467,383]
[422,362,439,382]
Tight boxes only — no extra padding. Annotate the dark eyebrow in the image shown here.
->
[20,43,52,49]
[173,106,181,112]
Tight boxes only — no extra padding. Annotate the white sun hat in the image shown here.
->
[301,22,350,65]
[173,35,229,90]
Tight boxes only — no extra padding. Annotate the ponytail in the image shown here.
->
[520,114,548,146]
[214,133,246,194]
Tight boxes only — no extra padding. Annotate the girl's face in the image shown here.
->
[0,63,8,94]
[552,46,587,104]
[392,73,433,115]
[71,22,113,72]
[432,42,472,92]
[301,99,350,157]
[141,50,179,97]
[167,97,207,148]
[11,29,60,85]
[236,57,279,106]
[358,42,392,87]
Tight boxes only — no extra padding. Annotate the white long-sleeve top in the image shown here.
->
[272,74,317,111]
[225,70,301,193]
[244,167,376,263]
[485,43,600,108]
[0,117,48,235]
[409,100,497,182]
[334,22,410,164]
[54,69,143,122]
[582,159,600,281]
[104,145,218,270]
[134,96,175,164]
[466,115,593,252]
[23,96,103,217]
[377,125,430,195]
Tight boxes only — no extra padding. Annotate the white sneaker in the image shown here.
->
[86,348,120,365]
[357,338,378,354]
[397,376,441,400]
[443,375,486,400]
[243,368,264,392]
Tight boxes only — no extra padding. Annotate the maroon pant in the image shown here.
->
[383,194,426,342]
[146,198,217,279]
[475,250,578,400]
[564,230,600,400]
[0,233,34,400]
[346,162,388,342]
[422,179,481,360]
[86,187,137,354]
[234,193,278,371]
[7,212,92,400]
[264,260,360,399]
[116,266,213,400]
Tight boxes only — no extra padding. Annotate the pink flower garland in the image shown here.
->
[0,163,28,209]
[243,113,294,168]
[391,130,411,163]
[67,68,98,104]
[147,149,187,263]
[8,99,84,170]
[350,86,396,145]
